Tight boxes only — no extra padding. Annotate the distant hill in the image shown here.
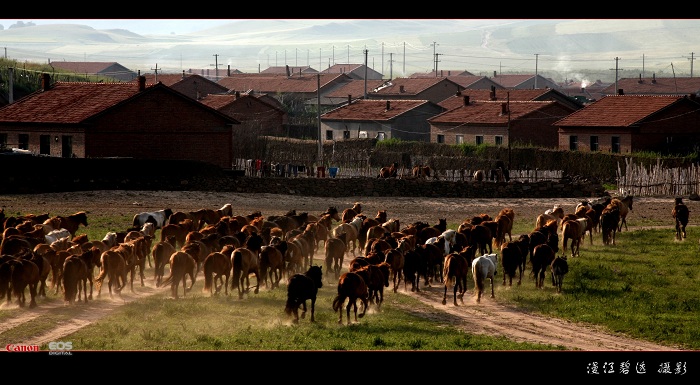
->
[1,19,698,84]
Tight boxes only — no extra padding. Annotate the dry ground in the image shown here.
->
[0,190,692,351]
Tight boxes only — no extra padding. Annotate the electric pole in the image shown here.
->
[684,52,695,77]
[610,57,621,93]
[389,53,393,79]
[210,54,219,80]
[431,41,439,73]
[363,49,369,98]
[151,63,161,83]
[434,53,442,76]
[534,53,539,88]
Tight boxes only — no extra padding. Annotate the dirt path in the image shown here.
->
[0,191,692,351]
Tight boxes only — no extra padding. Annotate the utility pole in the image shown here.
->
[151,63,161,83]
[611,57,621,93]
[347,45,350,63]
[363,49,369,98]
[317,73,322,166]
[434,53,442,76]
[389,53,393,79]
[381,42,384,76]
[403,42,406,77]
[684,52,695,77]
[431,41,439,73]
[295,48,298,67]
[534,53,539,88]
[210,54,219,80]
[507,91,511,169]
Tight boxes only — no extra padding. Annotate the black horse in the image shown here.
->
[672,197,690,240]
[284,265,323,323]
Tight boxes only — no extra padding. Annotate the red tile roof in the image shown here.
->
[324,79,388,98]
[429,100,559,124]
[555,95,690,127]
[198,94,238,110]
[600,76,700,95]
[409,70,474,77]
[138,73,189,86]
[218,73,349,94]
[322,99,437,121]
[0,81,147,123]
[261,66,318,74]
[372,77,461,96]
[321,64,364,74]
[439,89,556,110]
[48,61,120,74]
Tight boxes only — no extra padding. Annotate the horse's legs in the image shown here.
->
[310,298,316,322]
[300,300,307,319]
[489,277,495,298]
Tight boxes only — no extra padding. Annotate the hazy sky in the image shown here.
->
[0,19,235,35]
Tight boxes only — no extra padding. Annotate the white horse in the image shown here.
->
[45,228,71,244]
[472,253,498,303]
[218,203,233,217]
[132,208,173,229]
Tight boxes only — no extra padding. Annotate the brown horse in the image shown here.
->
[611,195,634,232]
[551,255,569,293]
[494,208,515,249]
[341,202,362,223]
[377,162,399,178]
[354,263,389,310]
[231,245,261,299]
[202,251,232,295]
[531,243,556,289]
[384,247,404,293]
[600,204,620,246]
[332,271,369,324]
[152,236,177,286]
[160,251,197,299]
[284,265,323,324]
[442,251,471,306]
[259,245,285,289]
[412,165,431,179]
[62,254,89,304]
[53,211,89,237]
[95,249,128,298]
[561,219,582,258]
[4,257,40,308]
[324,232,347,281]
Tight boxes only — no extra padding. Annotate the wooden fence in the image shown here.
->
[617,158,700,197]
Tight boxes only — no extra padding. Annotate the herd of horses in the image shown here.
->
[0,192,683,327]
[377,162,508,182]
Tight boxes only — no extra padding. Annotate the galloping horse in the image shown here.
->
[442,251,471,306]
[202,251,232,295]
[285,265,324,323]
[332,271,369,324]
[412,165,431,179]
[472,253,498,303]
[377,162,399,178]
[611,195,633,232]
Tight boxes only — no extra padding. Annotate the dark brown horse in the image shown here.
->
[551,255,569,293]
[672,197,690,240]
[284,265,323,323]
[259,245,285,289]
[3,257,40,308]
[52,211,89,237]
[152,236,177,286]
[332,271,369,325]
[600,204,620,246]
[531,243,556,289]
[231,234,263,299]
[202,251,232,295]
[611,195,634,232]
[384,247,404,293]
[62,254,89,304]
[377,162,399,178]
[354,263,389,310]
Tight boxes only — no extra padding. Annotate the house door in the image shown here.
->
[61,136,73,158]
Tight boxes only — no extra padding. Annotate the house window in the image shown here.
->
[590,136,599,151]
[495,135,503,146]
[0,133,6,149]
[40,135,50,155]
[569,135,578,151]
[375,132,386,140]
[436,134,445,144]
[475,135,484,145]
[358,131,368,139]
[455,135,464,144]
[343,130,350,139]
[325,130,333,140]
[18,134,29,150]
[611,136,620,153]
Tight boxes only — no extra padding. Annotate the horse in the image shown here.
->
[402,247,427,292]
[332,271,369,325]
[132,208,173,229]
[44,211,88,237]
[159,251,197,299]
[377,162,399,178]
[561,219,582,258]
[531,243,555,289]
[331,216,363,257]
[324,233,347,281]
[412,165,431,179]
[600,204,620,246]
[284,265,323,324]
[95,249,128,298]
[473,170,485,182]
[4,257,40,308]
[341,202,362,223]
[231,246,261,299]
[259,245,285,290]
[202,251,232,295]
[62,254,89,304]
[442,251,471,306]
[494,208,515,249]
[499,240,525,286]
[152,236,177,286]
[472,253,498,303]
[551,255,569,293]
[611,195,633,232]
[354,263,389,310]
[536,205,565,229]
[672,197,690,240]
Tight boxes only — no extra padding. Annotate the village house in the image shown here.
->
[0,74,239,169]
[48,61,137,82]
[428,96,576,147]
[137,72,229,100]
[321,99,445,142]
[555,94,700,154]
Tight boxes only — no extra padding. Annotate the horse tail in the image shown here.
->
[231,250,243,289]
[472,260,484,294]
[284,283,296,315]
[203,260,213,293]
[332,294,345,312]
[160,271,174,288]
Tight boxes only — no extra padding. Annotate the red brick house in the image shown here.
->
[0,74,240,169]
[439,87,583,112]
[555,94,700,154]
[428,97,576,147]
[199,92,287,135]
[367,77,464,104]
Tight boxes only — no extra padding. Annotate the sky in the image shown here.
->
[0,19,235,35]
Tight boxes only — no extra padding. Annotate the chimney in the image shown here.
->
[386,100,391,110]
[285,65,291,77]
[182,70,185,79]
[581,87,585,93]
[41,73,51,91]
[638,74,643,83]
[463,95,470,105]
[235,91,240,99]
[348,94,352,105]
[501,103,508,115]
[618,89,624,95]
[138,75,146,91]
[652,73,656,84]
[227,65,231,77]
[399,85,405,93]
[490,88,496,101]
[494,70,497,77]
